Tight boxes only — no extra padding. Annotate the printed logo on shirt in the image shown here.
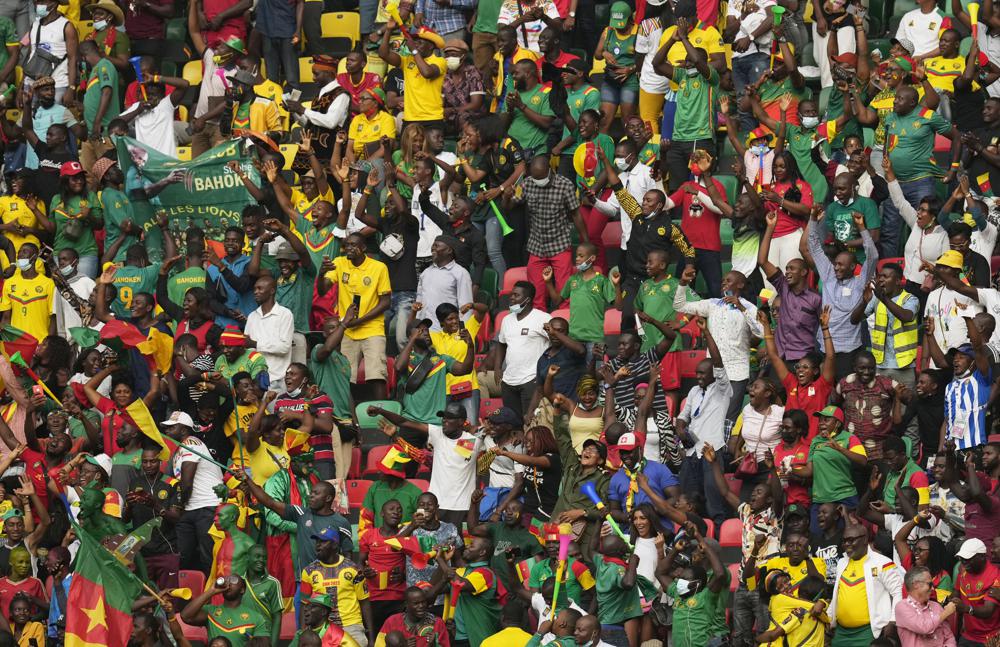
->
[521,328,529,335]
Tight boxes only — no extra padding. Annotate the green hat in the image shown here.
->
[1,509,22,522]
[609,1,632,29]
[892,56,913,73]
[222,36,248,55]
[303,593,334,609]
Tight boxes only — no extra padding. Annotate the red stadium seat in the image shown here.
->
[280,612,297,640]
[363,446,392,477]
[346,479,373,509]
[601,221,622,249]
[877,257,904,273]
[178,569,206,594]
[678,350,707,378]
[725,474,742,496]
[603,309,622,335]
[551,308,571,321]
[410,479,430,491]
[719,518,742,547]
[934,134,951,152]
[494,310,510,333]
[992,256,1000,274]
[703,518,715,539]
[728,562,741,592]
[501,267,529,295]
[480,398,504,419]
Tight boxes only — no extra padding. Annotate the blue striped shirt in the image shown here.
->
[946,369,992,450]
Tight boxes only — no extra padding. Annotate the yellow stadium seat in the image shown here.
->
[591,58,606,74]
[177,146,192,161]
[5,109,20,123]
[177,105,188,121]
[183,60,203,85]
[279,144,298,170]
[298,58,314,83]
[321,12,360,45]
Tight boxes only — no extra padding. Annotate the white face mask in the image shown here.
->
[16,258,31,271]
[838,196,855,207]
[530,174,551,187]
[752,144,769,156]
[576,259,593,272]
[685,67,700,76]
[445,56,462,72]
[801,116,820,128]
[59,263,75,276]
[509,298,527,314]
[614,157,630,171]
[286,386,302,398]
[676,578,697,596]
[93,19,108,30]
[35,3,48,17]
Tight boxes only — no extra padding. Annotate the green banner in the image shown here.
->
[115,137,261,260]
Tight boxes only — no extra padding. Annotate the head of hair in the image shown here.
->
[881,262,904,280]
[435,302,460,323]
[525,425,558,455]
[949,221,974,240]
[882,435,906,456]
[513,280,536,300]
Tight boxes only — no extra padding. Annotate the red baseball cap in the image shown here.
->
[60,161,85,177]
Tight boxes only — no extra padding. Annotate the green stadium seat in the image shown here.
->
[479,267,499,304]
[166,17,186,42]
[721,219,734,247]
[356,400,402,429]
[715,174,739,206]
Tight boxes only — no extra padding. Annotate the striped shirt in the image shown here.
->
[946,369,992,450]
[275,393,335,462]
[300,555,368,627]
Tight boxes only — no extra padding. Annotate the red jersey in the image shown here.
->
[671,179,726,251]
[0,577,45,617]
[957,561,1000,642]
[782,374,833,442]
[535,51,580,75]
[358,528,407,601]
[773,439,810,506]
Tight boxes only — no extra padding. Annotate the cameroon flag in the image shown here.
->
[65,523,144,647]
[125,398,176,460]
[0,326,37,364]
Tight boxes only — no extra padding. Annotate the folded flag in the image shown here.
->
[0,326,37,365]
[382,535,437,569]
[124,398,175,460]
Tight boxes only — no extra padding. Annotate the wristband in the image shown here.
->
[951,162,961,169]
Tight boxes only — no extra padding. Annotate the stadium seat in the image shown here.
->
[601,220,622,249]
[480,267,500,303]
[348,446,362,479]
[725,474,742,496]
[176,146,192,161]
[321,11,361,45]
[299,57,315,83]
[356,400,402,428]
[677,350,707,378]
[720,218,733,247]
[280,613,297,640]
[715,174,739,206]
[934,134,951,152]
[480,397,503,419]
[551,308,570,320]
[494,310,510,333]
[728,562,741,592]
[182,60,203,85]
[345,479,373,509]
[703,518,715,539]
[877,257,904,272]
[719,518,742,546]
[165,17,186,41]
[363,445,392,477]
[178,569,206,594]
[992,256,1000,274]
[410,478,430,491]
[603,309,622,335]
[279,144,299,170]
[501,267,528,295]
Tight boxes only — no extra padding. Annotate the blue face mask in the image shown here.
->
[92,19,108,30]
[35,3,48,17]
[576,259,593,272]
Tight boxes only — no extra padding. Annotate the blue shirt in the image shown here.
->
[48,574,71,637]
[608,460,679,523]
[207,255,256,327]
[946,368,992,450]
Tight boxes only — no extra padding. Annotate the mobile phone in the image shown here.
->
[31,385,43,399]
[457,320,465,330]
[352,295,362,309]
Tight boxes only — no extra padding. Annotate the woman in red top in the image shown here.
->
[894,517,954,601]
[336,52,382,115]
[773,410,811,507]
[760,151,814,275]
[83,363,161,456]
[759,306,836,441]
[358,499,408,629]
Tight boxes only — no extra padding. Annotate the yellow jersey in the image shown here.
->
[326,255,392,340]
[0,196,41,253]
[430,315,482,396]
[0,271,54,343]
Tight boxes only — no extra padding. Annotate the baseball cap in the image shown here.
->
[437,402,467,420]
[582,438,608,460]
[311,526,344,542]
[84,453,112,478]
[562,58,589,75]
[303,593,334,609]
[609,1,632,28]
[60,161,85,177]
[832,52,858,67]
[954,343,976,357]
[936,249,965,269]
[616,432,642,450]
[891,37,915,55]
[957,537,988,559]
[405,318,433,336]
[813,406,845,424]
[160,411,195,429]
[274,243,300,261]
[488,407,522,427]
[784,503,808,519]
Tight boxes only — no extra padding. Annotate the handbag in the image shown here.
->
[24,23,65,79]
[734,411,769,479]
[379,232,404,260]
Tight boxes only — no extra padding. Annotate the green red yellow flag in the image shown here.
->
[124,398,175,460]
[65,523,144,647]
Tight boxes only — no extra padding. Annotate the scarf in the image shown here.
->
[623,459,646,512]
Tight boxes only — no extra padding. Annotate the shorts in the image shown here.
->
[341,335,388,382]
[660,351,681,391]
[600,77,639,105]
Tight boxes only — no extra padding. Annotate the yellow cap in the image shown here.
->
[936,249,965,269]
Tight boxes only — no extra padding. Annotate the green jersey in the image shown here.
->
[824,196,882,263]
[885,105,952,181]
[276,263,318,334]
[203,603,269,647]
[560,271,615,343]
[510,83,555,154]
[668,578,726,647]
[401,352,455,424]
[0,18,15,73]
[603,25,639,88]
[310,345,352,421]
[83,58,120,130]
[809,430,865,503]
[528,556,594,609]
[671,67,719,143]
[485,522,543,591]
[51,192,102,257]
[593,553,644,624]
[454,562,502,646]
[784,123,835,204]
[167,267,207,306]
[110,264,158,318]
[634,276,693,352]
[99,188,138,263]
[472,0,503,33]
[245,575,284,642]
[563,85,601,142]
[300,223,339,272]
[215,349,269,382]
[361,480,422,523]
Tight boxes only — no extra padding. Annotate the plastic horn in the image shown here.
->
[9,352,62,406]
[580,482,633,548]
[385,2,412,39]
[770,4,785,25]
[444,579,463,621]
[480,184,514,235]
[549,524,573,622]
[129,56,148,101]
[970,3,980,38]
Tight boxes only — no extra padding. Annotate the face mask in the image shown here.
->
[445,56,462,72]
[93,19,108,30]
[685,67,700,76]
[16,258,31,271]
[576,259,593,272]
[676,578,696,596]
[35,3,48,17]
[530,175,551,187]
[59,263,75,276]
[838,196,855,207]
[752,144,769,156]
[801,116,820,128]
[614,157,630,171]
[509,299,526,314]
[286,386,302,398]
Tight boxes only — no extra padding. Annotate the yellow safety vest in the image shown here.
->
[871,290,918,367]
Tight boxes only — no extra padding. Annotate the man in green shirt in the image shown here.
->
[95,161,142,263]
[0,17,17,87]
[167,248,207,306]
[525,608,582,647]
[245,544,284,646]
[825,173,882,263]
[265,220,316,339]
[108,244,163,319]
[180,575,270,647]
[505,59,556,157]
[632,249,694,352]
[396,318,474,427]
[216,326,270,390]
[653,25,719,191]
[467,492,543,591]
[310,314,355,481]
[360,457,423,524]
[289,594,334,647]
[430,537,502,647]
[544,242,614,345]
[79,39,120,172]
[800,406,868,506]
[658,524,728,647]
[591,534,643,629]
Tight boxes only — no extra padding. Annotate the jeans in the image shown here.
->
[77,255,99,280]
[475,218,507,278]
[303,0,324,56]
[732,53,769,132]
[176,506,216,573]
[880,175,936,259]
[732,586,768,647]
[389,291,416,351]
[451,391,481,426]
[679,455,729,525]
[501,378,536,420]
[359,0,379,35]
[262,35,300,88]
[727,379,748,425]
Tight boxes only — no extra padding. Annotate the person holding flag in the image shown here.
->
[359,499,410,629]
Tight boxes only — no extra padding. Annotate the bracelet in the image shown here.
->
[951,162,961,169]
[764,335,774,340]
[912,515,921,524]
[363,189,373,195]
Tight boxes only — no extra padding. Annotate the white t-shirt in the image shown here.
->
[636,18,669,94]
[427,424,481,511]
[977,288,1000,347]
[978,27,1000,97]
[124,96,177,159]
[482,434,522,489]
[172,437,224,511]
[972,222,998,260]
[498,308,552,386]
[925,286,985,368]
[411,183,445,259]
[53,274,95,340]
[895,8,947,57]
